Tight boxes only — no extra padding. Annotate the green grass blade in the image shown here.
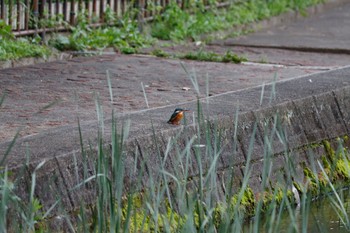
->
[106,69,114,103]
[141,82,149,108]
[0,129,20,166]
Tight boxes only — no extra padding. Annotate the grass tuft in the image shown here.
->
[181,50,247,63]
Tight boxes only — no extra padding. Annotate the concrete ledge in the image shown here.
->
[0,53,72,70]
[2,66,350,217]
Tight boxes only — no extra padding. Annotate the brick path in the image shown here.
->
[0,53,330,142]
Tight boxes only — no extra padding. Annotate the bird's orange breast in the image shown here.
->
[169,111,184,124]
[173,112,183,121]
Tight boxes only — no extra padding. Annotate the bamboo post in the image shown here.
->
[17,0,20,31]
[25,0,29,30]
[70,0,75,24]
[0,0,4,20]
[99,0,104,22]
[32,0,39,34]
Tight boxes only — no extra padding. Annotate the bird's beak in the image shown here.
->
[183,109,190,112]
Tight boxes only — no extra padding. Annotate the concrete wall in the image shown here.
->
[2,66,350,222]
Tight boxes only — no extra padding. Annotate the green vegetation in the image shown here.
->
[1,0,326,61]
[301,138,350,194]
[150,0,326,41]
[150,1,229,41]
[0,38,51,61]
[151,48,170,58]
[48,9,153,54]
[150,48,247,63]
[0,20,51,61]
[181,50,247,63]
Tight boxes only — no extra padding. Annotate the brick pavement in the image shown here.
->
[0,53,326,142]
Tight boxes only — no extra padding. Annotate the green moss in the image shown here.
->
[321,155,331,170]
[275,188,286,204]
[295,137,350,197]
[319,139,350,183]
[303,166,321,194]
[222,51,248,63]
[151,49,170,58]
[335,159,350,180]
[323,140,335,160]
[180,50,247,64]
[257,187,296,212]
[293,181,304,194]
[228,187,256,217]
[241,188,255,207]
[303,166,316,180]
[113,193,187,232]
[213,203,226,228]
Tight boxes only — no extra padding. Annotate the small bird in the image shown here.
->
[167,108,189,125]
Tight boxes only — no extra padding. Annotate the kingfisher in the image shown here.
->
[167,108,189,125]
